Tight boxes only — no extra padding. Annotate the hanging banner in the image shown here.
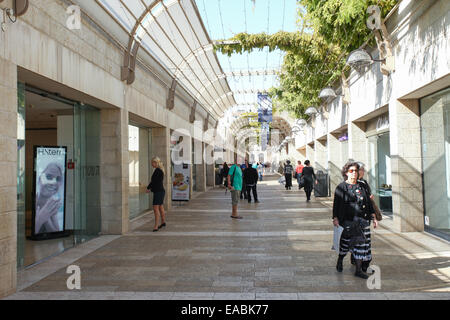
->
[32,146,67,239]
[172,163,190,201]
[257,93,273,123]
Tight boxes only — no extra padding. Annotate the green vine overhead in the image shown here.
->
[214,0,398,118]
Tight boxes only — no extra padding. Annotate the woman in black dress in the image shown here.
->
[332,162,378,279]
[301,160,318,201]
[222,162,229,188]
[147,157,166,232]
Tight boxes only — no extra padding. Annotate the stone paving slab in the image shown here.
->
[4,175,450,300]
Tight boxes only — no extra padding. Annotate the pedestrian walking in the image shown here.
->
[146,157,166,232]
[222,162,229,191]
[301,160,318,201]
[227,163,243,219]
[244,163,259,203]
[332,162,378,279]
[295,161,304,189]
[240,161,248,200]
[257,162,264,181]
[284,160,294,190]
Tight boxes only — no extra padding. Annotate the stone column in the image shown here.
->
[100,108,129,234]
[315,139,328,172]
[390,99,424,232]
[328,133,342,194]
[0,57,17,298]
[195,142,206,192]
[306,143,315,166]
[349,121,368,165]
[152,127,172,210]
[206,144,215,187]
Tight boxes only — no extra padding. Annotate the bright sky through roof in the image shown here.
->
[196,0,299,108]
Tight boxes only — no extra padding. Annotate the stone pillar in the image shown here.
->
[315,139,328,172]
[100,109,129,234]
[206,144,215,187]
[349,121,368,165]
[0,57,17,298]
[195,142,206,192]
[328,133,343,194]
[306,143,315,166]
[152,127,172,210]
[390,99,424,232]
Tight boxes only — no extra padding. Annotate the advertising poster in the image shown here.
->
[32,146,67,238]
[172,163,190,201]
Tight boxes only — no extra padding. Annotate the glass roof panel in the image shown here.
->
[96,0,236,118]
[99,0,136,31]
[196,0,298,124]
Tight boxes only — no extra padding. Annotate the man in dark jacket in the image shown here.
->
[243,163,259,203]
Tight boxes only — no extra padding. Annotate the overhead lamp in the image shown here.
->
[319,88,338,101]
[305,106,319,117]
[346,48,390,75]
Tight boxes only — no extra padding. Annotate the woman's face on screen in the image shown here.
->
[40,164,62,197]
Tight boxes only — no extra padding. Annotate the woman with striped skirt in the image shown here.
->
[332,162,378,279]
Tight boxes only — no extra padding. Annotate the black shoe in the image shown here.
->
[153,228,158,232]
[248,201,251,203]
[255,200,260,203]
[336,255,344,272]
[158,223,166,229]
[362,261,373,273]
[355,260,369,279]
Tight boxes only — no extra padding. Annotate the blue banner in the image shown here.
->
[257,93,272,123]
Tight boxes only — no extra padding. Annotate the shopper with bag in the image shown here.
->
[332,162,378,279]
[301,160,318,201]
[295,161,304,190]
[244,163,259,203]
[228,163,243,219]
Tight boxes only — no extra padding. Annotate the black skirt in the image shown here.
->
[153,191,165,206]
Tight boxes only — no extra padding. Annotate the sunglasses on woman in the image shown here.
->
[347,169,357,173]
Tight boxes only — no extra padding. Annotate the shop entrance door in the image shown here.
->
[73,104,101,245]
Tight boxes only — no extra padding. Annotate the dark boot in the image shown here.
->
[336,255,345,272]
[355,260,369,279]
[362,261,374,274]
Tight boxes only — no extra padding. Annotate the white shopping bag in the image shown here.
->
[332,225,344,253]
[278,176,286,185]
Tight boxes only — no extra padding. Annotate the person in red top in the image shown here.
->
[296,161,304,190]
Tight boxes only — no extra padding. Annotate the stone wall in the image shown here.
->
[0,57,18,298]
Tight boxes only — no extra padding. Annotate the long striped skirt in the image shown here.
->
[339,220,372,262]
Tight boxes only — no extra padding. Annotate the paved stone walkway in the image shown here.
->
[4,175,450,300]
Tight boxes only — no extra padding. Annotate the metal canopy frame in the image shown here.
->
[96,0,236,119]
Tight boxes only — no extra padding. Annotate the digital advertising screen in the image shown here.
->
[32,146,67,238]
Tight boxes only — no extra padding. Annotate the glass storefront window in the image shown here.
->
[368,132,393,214]
[17,82,26,268]
[17,86,102,268]
[128,124,153,220]
[421,88,450,240]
